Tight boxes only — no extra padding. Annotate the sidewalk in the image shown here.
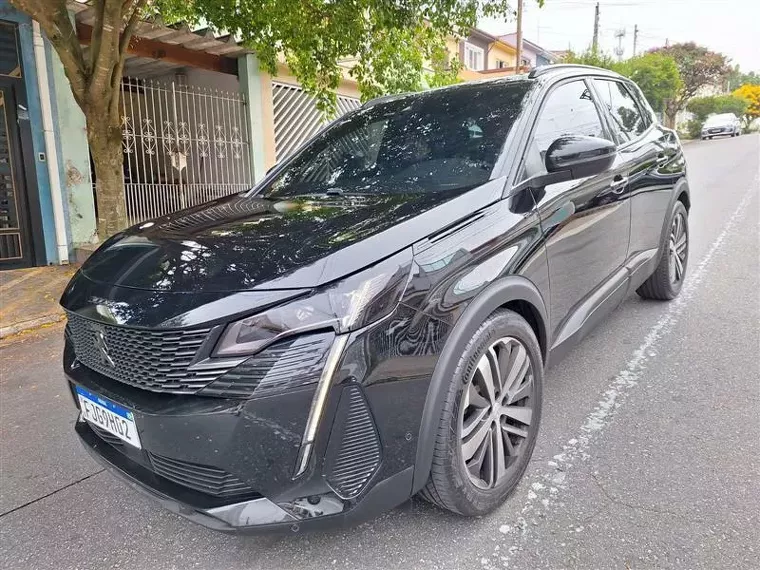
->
[0,265,78,339]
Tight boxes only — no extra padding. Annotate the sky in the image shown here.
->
[479,0,760,72]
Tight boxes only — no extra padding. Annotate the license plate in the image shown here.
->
[76,386,142,449]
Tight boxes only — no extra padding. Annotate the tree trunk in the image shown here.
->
[86,110,127,239]
[664,99,678,129]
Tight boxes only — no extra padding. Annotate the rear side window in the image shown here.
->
[594,79,649,143]
[522,79,609,179]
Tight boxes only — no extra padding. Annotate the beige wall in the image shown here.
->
[488,43,517,69]
[258,63,362,170]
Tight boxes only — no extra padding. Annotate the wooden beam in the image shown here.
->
[77,23,238,75]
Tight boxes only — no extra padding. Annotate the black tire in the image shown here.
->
[419,309,543,516]
[637,201,689,301]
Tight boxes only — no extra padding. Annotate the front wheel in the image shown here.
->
[420,310,543,516]
[637,201,689,300]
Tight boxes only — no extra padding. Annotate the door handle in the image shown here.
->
[609,175,628,193]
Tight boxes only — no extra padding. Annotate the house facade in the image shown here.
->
[498,33,558,68]
[0,3,363,269]
[452,29,525,82]
[0,8,556,271]
[0,2,63,269]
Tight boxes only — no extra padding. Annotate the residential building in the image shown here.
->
[452,29,525,82]
[0,8,554,270]
[498,33,558,67]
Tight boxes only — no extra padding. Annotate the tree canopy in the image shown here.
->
[733,84,760,127]
[560,49,681,115]
[617,53,682,113]
[7,0,531,238]
[727,66,760,92]
[648,42,731,127]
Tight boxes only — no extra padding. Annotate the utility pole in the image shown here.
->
[633,24,638,56]
[614,28,626,61]
[515,0,524,72]
[592,2,600,53]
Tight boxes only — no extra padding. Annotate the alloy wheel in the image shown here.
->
[459,337,534,489]
[668,212,688,284]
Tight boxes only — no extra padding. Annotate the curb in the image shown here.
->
[0,312,66,339]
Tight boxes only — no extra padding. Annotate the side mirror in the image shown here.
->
[545,135,616,179]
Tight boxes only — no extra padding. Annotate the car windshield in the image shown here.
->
[705,114,735,125]
[258,80,532,199]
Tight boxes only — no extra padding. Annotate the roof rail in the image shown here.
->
[528,63,620,79]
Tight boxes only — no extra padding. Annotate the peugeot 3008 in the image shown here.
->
[61,65,691,533]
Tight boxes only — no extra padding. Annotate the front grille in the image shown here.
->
[66,313,231,394]
[324,385,382,498]
[148,452,255,498]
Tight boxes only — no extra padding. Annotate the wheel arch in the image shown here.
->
[657,177,691,258]
[411,276,548,493]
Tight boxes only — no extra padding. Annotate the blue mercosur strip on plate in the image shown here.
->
[75,385,133,420]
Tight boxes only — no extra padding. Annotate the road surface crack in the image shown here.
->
[0,470,105,518]
[589,472,705,523]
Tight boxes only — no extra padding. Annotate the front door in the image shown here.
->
[0,78,34,268]
[519,78,631,346]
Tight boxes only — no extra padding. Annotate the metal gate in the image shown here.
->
[120,77,252,225]
[272,82,361,162]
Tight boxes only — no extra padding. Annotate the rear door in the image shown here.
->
[593,78,681,273]
[520,78,631,346]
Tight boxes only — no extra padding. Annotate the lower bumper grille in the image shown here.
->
[148,452,255,498]
[324,384,381,498]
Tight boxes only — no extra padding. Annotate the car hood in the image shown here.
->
[74,181,504,294]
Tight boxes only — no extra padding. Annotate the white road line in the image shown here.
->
[486,168,760,569]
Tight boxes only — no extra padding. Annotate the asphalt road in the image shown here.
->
[1,134,758,570]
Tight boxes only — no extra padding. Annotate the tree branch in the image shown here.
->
[108,0,146,118]
[89,0,106,75]
[9,0,88,106]
[119,0,147,57]
[88,0,122,98]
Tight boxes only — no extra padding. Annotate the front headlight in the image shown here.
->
[213,248,413,357]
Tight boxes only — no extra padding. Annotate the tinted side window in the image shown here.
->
[522,80,608,179]
[594,79,648,143]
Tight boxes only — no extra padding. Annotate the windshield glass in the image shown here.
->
[259,80,532,199]
[705,113,735,125]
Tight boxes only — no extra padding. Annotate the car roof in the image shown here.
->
[706,113,737,120]
[362,75,534,108]
[529,63,624,80]
[363,64,626,108]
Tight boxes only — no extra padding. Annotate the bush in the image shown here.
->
[686,119,704,139]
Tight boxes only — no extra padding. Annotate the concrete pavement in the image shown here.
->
[1,134,758,570]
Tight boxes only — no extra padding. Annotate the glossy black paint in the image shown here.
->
[545,135,617,178]
[60,66,689,533]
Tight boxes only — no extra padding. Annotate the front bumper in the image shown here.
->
[63,311,432,533]
[77,421,413,533]
[702,127,733,136]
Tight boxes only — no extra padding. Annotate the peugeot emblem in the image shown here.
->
[93,328,115,367]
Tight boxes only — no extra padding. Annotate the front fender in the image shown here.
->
[411,275,548,493]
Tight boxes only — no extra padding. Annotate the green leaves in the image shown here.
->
[687,94,748,121]
[620,53,682,113]
[156,0,513,113]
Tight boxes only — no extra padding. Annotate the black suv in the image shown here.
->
[61,65,690,533]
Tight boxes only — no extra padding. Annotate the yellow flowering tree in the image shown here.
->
[733,84,760,129]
